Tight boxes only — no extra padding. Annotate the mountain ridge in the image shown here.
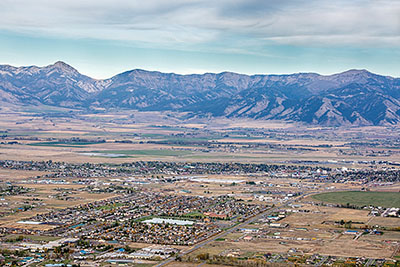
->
[1,61,399,126]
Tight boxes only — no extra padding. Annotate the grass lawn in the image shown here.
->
[312,191,400,208]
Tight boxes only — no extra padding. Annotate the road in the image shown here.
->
[315,255,328,267]
[365,258,375,267]
[154,193,310,267]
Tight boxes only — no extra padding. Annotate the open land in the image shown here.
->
[312,191,400,208]
[0,109,399,266]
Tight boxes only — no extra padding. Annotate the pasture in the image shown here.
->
[312,191,400,208]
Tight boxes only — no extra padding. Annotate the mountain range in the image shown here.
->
[1,61,400,126]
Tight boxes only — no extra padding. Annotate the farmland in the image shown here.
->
[0,110,399,266]
[312,191,400,208]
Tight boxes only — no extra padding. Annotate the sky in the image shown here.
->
[0,0,399,78]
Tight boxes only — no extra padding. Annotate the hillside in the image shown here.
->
[1,62,400,126]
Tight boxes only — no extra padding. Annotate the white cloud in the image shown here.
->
[0,0,399,49]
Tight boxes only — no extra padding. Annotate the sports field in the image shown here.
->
[312,191,400,208]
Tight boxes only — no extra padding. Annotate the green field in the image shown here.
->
[29,141,104,147]
[312,191,400,208]
[5,234,59,242]
[90,149,192,157]
[21,104,75,114]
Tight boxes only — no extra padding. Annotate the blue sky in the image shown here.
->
[0,0,399,78]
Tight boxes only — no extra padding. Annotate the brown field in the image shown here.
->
[0,169,47,181]
[189,202,397,260]
[0,110,399,264]
[0,183,116,229]
[2,110,400,165]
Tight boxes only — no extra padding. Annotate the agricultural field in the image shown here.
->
[2,110,400,165]
[312,191,400,208]
[0,110,399,266]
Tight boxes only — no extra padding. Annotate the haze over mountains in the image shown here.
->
[1,61,400,126]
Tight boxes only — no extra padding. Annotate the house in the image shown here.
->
[269,223,288,228]
[243,236,253,241]
[343,230,358,235]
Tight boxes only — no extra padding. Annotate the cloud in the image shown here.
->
[0,0,399,51]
